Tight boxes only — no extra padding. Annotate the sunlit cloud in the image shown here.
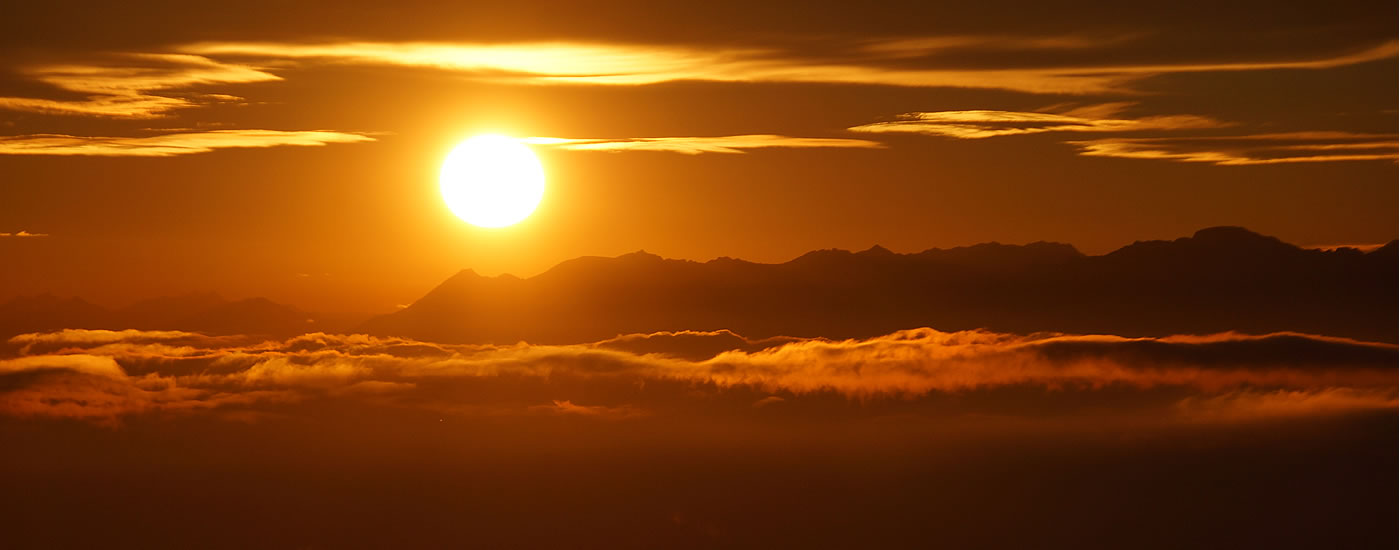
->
[522,134,883,154]
[0,53,279,118]
[851,106,1397,165]
[1,327,1392,423]
[179,39,1398,95]
[0,129,374,157]
[0,231,48,238]
[847,103,1227,139]
[1069,132,1399,165]
[1175,388,1398,422]
[3,38,1391,124]
[857,33,1141,56]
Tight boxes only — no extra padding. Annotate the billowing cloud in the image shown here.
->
[1069,132,1399,165]
[0,327,1392,424]
[0,129,374,157]
[522,135,883,154]
[847,104,1226,139]
[0,53,279,118]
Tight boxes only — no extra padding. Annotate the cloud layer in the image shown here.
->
[178,38,1397,94]
[1070,132,1399,165]
[3,37,1392,121]
[522,135,883,154]
[850,106,1398,165]
[0,53,279,118]
[847,104,1225,139]
[0,129,374,156]
[2,327,1392,424]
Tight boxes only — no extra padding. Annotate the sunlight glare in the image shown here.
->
[439,134,545,228]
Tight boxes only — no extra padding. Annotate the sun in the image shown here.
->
[440,134,545,228]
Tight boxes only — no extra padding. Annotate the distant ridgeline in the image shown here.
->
[360,227,1398,344]
[3,227,1393,344]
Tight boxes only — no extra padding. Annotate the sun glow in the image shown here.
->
[439,134,545,228]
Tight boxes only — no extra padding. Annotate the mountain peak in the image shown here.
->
[619,249,663,261]
[1185,226,1297,254]
[1191,226,1275,243]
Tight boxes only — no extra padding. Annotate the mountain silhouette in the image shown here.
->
[0,293,115,338]
[361,227,1398,344]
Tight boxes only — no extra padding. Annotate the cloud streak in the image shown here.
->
[0,129,374,157]
[175,39,1397,95]
[0,53,279,118]
[0,231,48,238]
[1069,132,1399,165]
[522,135,883,154]
[847,104,1226,139]
[850,106,1397,165]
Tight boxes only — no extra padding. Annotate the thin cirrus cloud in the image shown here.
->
[1,38,1392,120]
[1,327,1393,424]
[1069,131,1400,166]
[521,135,884,154]
[179,39,1397,94]
[846,103,1228,139]
[0,129,375,157]
[0,53,279,119]
[849,106,1398,165]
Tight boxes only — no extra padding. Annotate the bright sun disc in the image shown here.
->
[440,134,545,228]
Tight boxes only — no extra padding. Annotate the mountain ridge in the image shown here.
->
[361,226,1398,344]
[4,227,1394,343]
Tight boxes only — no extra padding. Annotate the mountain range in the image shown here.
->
[3,227,1395,343]
[360,226,1398,344]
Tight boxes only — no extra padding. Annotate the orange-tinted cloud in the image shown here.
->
[1070,132,1398,165]
[179,38,1396,94]
[0,53,279,118]
[0,130,375,157]
[522,135,883,154]
[1,327,1392,424]
[1175,388,1399,422]
[0,231,47,238]
[851,106,1397,166]
[847,104,1226,139]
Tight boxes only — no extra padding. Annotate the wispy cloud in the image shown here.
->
[4,38,1392,122]
[847,103,1226,139]
[522,134,883,154]
[1070,132,1399,166]
[856,34,1141,56]
[0,231,48,238]
[850,105,1397,166]
[179,39,1398,95]
[0,129,374,157]
[0,54,279,118]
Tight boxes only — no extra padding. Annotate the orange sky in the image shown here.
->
[1,1,1395,313]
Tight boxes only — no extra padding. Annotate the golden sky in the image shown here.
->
[1,0,1395,312]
